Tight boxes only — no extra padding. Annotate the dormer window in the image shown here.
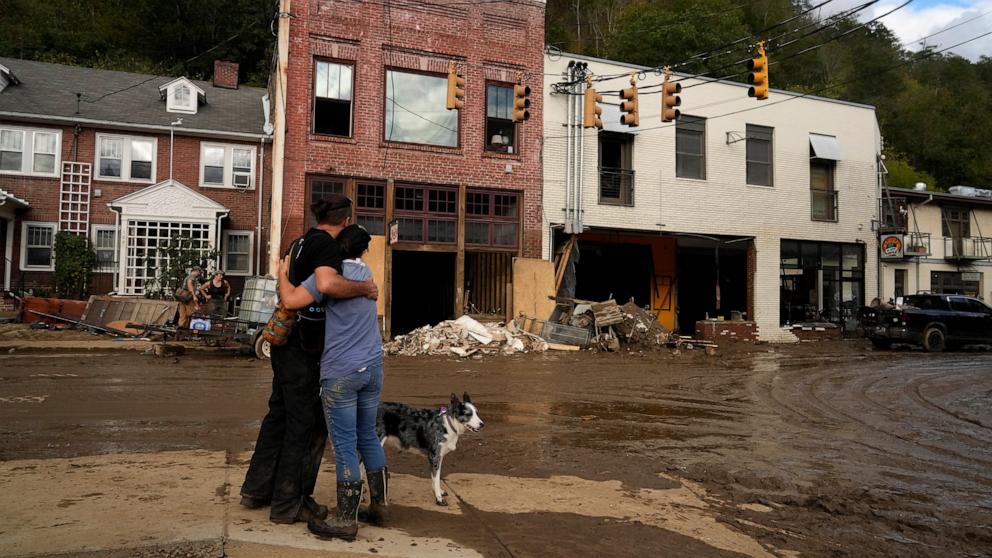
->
[160,77,204,115]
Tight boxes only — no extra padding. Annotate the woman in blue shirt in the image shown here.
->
[277,224,386,541]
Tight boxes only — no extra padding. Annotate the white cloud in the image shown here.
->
[819,0,992,61]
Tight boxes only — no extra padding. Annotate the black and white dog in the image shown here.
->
[376,392,485,506]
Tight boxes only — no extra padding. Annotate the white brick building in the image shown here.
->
[879,186,992,301]
[542,53,880,342]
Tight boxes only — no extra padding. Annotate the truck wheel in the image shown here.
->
[923,327,946,352]
[254,334,271,360]
[870,338,892,350]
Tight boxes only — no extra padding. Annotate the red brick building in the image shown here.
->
[279,0,546,334]
[0,58,271,298]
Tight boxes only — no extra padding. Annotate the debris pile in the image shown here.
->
[384,315,549,357]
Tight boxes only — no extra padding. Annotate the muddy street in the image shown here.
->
[1,342,991,557]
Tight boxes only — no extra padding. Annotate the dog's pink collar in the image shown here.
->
[438,406,447,415]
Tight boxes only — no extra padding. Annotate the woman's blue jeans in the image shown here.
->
[320,362,387,483]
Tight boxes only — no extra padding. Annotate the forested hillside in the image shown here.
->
[1,0,989,190]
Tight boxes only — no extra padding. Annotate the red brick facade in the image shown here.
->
[280,0,546,256]
[0,122,270,294]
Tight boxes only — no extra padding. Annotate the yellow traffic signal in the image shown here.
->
[747,42,769,100]
[583,82,603,129]
[661,73,681,122]
[619,73,639,127]
[513,82,531,122]
[446,62,465,110]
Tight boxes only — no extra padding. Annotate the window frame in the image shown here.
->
[484,82,518,154]
[392,183,458,244]
[941,206,970,238]
[465,189,520,250]
[166,80,198,114]
[90,224,119,273]
[312,58,355,138]
[675,115,706,180]
[355,181,387,235]
[810,158,837,222]
[94,133,157,183]
[0,126,62,177]
[222,230,254,276]
[383,67,461,149]
[198,142,256,189]
[20,221,57,271]
[745,124,773,187]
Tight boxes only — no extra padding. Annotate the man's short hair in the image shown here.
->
[311,194,352,226]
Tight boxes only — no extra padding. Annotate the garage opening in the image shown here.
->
[464,251,512,319]
[573,240,653,307]
[676,240,748,334]
[391,250,456,335]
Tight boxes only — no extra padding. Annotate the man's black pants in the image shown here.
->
[240,340,327,520]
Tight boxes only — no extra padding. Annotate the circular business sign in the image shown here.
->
[881,235,903,258]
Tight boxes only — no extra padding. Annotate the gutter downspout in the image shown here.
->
[269,0,291,276]
[257,138,265,276]
[216,212,229,272]
[1,199,11,291]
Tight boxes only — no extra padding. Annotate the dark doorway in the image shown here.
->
[391,250,456,335]
[677,243,748,334]
[574,240,652,307]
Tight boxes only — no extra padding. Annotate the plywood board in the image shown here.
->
[512,258,556,321]
[365,235,387,321]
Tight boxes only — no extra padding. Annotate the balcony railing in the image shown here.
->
[904,232,931,257]
[811,189,838,222]
[599,167,635,206]
[943,236,992,260]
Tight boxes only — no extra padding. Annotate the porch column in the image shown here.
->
[3,217,13,291]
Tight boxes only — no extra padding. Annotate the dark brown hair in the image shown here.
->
[311,194,352,226]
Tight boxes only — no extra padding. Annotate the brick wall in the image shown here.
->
[0,121,271,294]
[281,0,546,257]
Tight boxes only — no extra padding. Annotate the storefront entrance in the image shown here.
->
[390,250,456,335]
[780,240,865,329]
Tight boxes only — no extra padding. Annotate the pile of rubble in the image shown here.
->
[384,315,550,357]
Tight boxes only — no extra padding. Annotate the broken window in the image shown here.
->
[313,60,354,136]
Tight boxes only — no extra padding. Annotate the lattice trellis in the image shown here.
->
[59,162,92,234]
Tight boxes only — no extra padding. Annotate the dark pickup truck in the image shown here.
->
[868,294,992,351]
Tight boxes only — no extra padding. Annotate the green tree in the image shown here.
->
[884,157,938,191]
[53,231,97,299]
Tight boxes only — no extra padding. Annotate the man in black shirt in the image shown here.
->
[240,194,377,524]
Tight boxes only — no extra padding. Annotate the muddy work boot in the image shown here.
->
[303,495,328,520]
[358,468,388,525]
[308,481,363,541]
[239,495,270,509]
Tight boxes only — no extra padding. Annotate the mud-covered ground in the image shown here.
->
[1,341,991,557]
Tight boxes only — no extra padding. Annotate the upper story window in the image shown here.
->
[942,207,970,238]
[96,134,156,182]
[810,159,837,222]
[675,115,706,180]
[313,60,354,136]
[0,126,60,176]
[485,84,516,154]
[746,124,773,186]
[163,78,202,114]
[200,143,255,189]
[599,132,634,206]
[385,70,458,147]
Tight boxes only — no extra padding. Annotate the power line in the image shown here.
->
[900,8,992,48]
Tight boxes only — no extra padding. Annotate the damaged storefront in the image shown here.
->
[307,176,522,337]
[780,239,865,330]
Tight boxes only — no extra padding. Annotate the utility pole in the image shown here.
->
[268,0,291,276]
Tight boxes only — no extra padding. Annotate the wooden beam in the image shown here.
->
[384,178,394,339]
[455,183,466,318]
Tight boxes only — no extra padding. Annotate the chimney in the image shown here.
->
[213,60,239,89]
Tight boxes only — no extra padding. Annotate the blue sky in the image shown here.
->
[826,0,992,60]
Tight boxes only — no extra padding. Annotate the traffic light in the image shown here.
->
[583,80,603,129]
[661,73,681,122]
[619,73,639,127]
[747,42,769,100]
[513,81,531,123]
[446,62,465,110]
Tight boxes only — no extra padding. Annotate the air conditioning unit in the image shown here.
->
[233,172,251,188]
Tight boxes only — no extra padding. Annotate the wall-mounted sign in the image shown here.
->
[961,271,981,282]
[880,235,903,260]
[388,220,399,245]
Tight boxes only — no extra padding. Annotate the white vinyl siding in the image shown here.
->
[95,134,156,182]
[199,143,256,189]
[0,126,61,177]
[20,221,57,271]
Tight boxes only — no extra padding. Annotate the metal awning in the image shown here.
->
[810,133,840,160]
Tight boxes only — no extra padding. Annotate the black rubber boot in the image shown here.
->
[358,468,388,525]
[308,481,363,541]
